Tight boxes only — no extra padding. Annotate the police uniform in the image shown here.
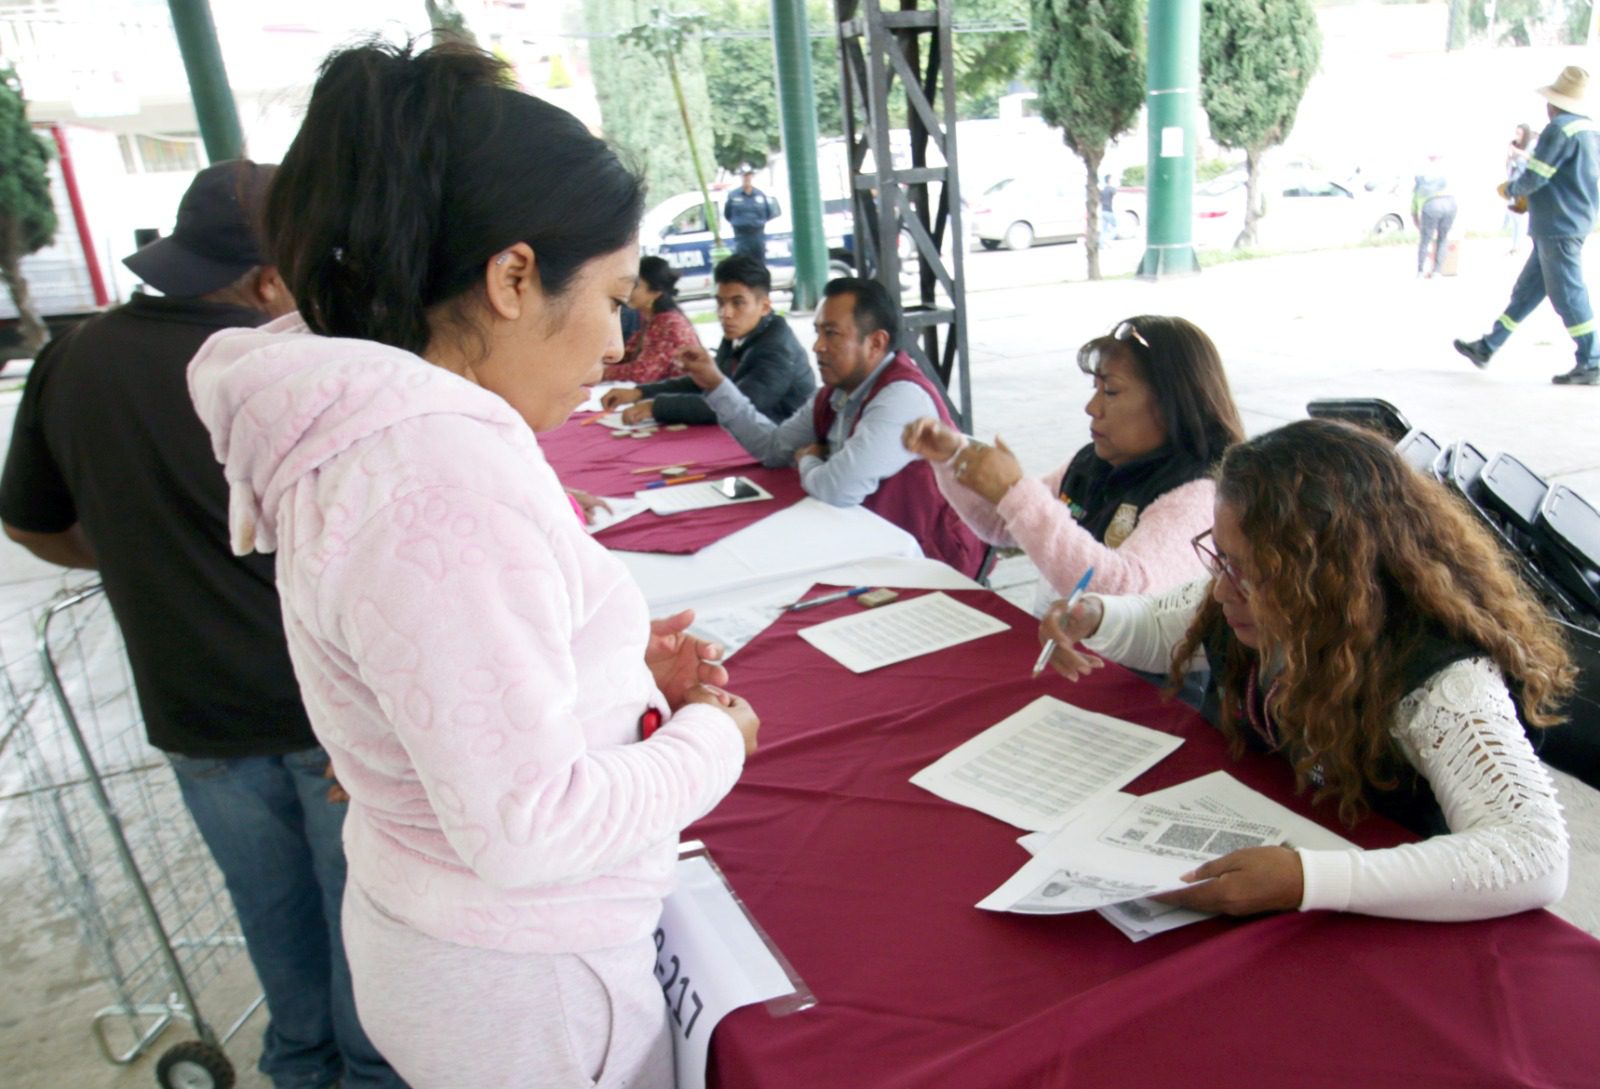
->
[724,182,779,260]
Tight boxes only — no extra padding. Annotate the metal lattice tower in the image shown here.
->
[834,0,972,431]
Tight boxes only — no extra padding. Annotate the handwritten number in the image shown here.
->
[673,977,689,1019]
[659,955,680,990]
[684,992,704,1038]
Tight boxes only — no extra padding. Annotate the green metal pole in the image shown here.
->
[770,0,829,310]
[167,0,244,162]
[1137,0,1200,279]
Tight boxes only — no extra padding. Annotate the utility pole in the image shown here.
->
[1137,0,1200,279]
[167,0,244,162]
[771,0,829,310]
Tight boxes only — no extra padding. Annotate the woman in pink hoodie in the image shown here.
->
[188,41,759,1089]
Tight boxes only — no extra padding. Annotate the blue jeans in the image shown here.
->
[1483,236,1599,370]
[169,747,406,1089]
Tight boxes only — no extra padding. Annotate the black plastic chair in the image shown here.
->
[1306,398,1412,443]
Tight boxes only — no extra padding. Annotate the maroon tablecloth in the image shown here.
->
[540,411,758,496]
[692,588,1600,1089]
[592,466,807,554]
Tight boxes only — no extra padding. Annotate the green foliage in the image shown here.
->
[699,0,844,173]
[1446,0,1590,48]
[584,0,718,202]
[0,66,57,258]
[1199,0,1320,155]
[424,0,479,45]
[1028,0,1145,160]
[951,0,1032,119]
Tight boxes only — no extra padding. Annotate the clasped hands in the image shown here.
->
[901,418,1023,504]
[646,609,759,755]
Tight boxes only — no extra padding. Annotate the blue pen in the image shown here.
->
[788,586,872,612]
[1033,566,1094,678]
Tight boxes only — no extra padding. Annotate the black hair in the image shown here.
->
[1076,315,1244,468]
[713,253,771,294]
[822,276,900,346]
[267,39,646,355]
[636,255,680,313]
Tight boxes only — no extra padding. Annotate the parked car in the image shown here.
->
[639,190,862,298]
[1192,166,1408,251]
[969,174,1144,250]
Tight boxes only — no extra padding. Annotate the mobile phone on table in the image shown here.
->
[719,476,760,500]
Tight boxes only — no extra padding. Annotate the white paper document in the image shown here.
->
[578,383,632,413]
[583,496,649,534]
[657,853,802,1089]
[978,791,1287,915]
[910,696,1183,832]
[686,605,785,660]
[796,590,1010,673]
[636,478,774,515]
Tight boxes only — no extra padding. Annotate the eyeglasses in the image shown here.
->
[1112,320,1150,350]
[1077,319,1151,374]
[1192,529,1253,597]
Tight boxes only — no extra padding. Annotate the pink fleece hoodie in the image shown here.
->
[189,315,745,955]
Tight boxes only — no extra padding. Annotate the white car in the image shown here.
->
[969,174,1144,250]
[1192,166,1408,251]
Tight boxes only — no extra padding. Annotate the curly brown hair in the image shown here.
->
[1171,419,1575,825]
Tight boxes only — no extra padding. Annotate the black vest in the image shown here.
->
[1057,443,1210,543]
[1199,628,1485,836]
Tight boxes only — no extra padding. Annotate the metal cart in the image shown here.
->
[6,583,262,1089]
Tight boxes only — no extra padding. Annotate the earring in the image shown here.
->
[495,253,510,266]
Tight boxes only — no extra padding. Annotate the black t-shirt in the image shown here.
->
[0,293,316,758]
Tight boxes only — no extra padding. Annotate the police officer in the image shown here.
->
[1455,66,1600,386]
[724,164,780,261]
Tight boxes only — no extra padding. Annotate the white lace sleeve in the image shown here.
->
[1297,657,1569,921]
[1080,578,1210,675]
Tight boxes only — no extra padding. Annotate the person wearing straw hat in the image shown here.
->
[1454,66,1600,385]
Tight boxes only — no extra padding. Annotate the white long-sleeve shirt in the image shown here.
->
[1084,579,1570,921]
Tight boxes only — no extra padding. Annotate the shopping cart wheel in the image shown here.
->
[155,1040,235,1089]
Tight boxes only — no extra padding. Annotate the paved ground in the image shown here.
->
[1,233,1596,1087]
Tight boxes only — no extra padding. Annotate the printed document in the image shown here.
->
[796,591,1010,673]
[910,695,1182,831]
[636,478,773,515]
[978,791,1287,915]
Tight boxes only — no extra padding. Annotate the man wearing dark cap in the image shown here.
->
[0,162,405,1089]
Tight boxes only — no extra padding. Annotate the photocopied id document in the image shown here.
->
[978,791,1287,915]
[796,591,1011,673]
[636,477,774,515]
[910,695,1183,831]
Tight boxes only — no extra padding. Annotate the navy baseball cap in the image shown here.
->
[124,160,274,297]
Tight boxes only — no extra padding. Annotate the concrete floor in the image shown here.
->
[1,234,1597,1088]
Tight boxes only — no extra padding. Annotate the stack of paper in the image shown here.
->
[637,478,774,515]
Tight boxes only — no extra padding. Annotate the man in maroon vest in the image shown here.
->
[680,276,986,576]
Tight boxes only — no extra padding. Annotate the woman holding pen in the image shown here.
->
[903,316,1243,599]
[1038,419,1571,921]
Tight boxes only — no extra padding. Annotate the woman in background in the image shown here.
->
[904,315,1243,599]
[603,255,698,384]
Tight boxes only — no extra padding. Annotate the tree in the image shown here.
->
[0,64,57,355]
[1028,0,1144,280]
[620,7,726,250]
[952,0,1032,119]
[424,0,479,46]
[584,0,718,208]
[1200,0,1320,249]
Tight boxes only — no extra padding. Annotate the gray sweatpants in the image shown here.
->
[1419,197,1458,274]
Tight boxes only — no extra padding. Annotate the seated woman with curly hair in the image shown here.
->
[1039,418,1573,921]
